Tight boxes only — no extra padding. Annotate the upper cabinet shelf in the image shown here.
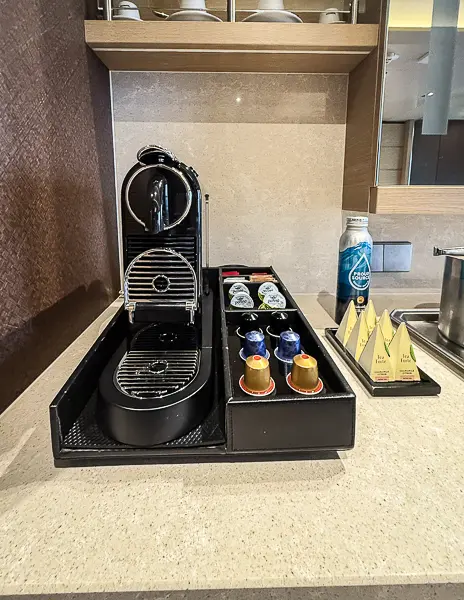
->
[84,21,379,73]
[370,186,464,214]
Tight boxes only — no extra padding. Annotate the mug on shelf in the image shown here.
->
[319,8,343,24]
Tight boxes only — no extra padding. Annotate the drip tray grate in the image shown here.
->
[116,348,200,400]
[62,393,225,450]
[114,324,200,400]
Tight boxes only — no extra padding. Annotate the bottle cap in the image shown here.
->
[347,216,368,226]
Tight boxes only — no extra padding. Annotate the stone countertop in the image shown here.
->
[1,294,463,596]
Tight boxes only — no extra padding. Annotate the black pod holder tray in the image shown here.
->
[325,328,441,397]
[49,268,356,467]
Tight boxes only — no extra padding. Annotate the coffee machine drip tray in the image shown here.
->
[114,324,200,400]
[62,390,224,451]
[97,292,214,448]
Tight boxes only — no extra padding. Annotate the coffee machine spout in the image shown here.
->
[148,175,168,234]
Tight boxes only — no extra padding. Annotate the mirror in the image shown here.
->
[377,0,464,186]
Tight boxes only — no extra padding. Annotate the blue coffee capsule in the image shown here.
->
[240,330,269,361]
[275,330,301,363]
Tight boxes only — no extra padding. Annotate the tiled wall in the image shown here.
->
[378,123,405,185]
[112,72,347,293]
[364,213,464,290]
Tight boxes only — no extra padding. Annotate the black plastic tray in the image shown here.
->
[226,314,337,398]
[49,269,357,467]
[50,271,230,466]
[62,391,225,450]
[220,270,357,453]
[325,328,441,397]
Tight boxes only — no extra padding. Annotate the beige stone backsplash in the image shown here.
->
[112,72,464,294]
[112,73,347,293]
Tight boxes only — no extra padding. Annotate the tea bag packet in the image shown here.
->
[379,309,394,345]
[365,299,377,336]
[389,323,420,382]
[336,300,358,346]
[359,324,394,382]
[346,311,370,361]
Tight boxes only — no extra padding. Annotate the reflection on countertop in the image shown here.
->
[292,289,440,328]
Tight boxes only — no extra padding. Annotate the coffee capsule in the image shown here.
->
[240,330,269,361]
[270,311,289,335]
[239,355,275,397]
[287,353,323,395]
[275,330,301,363]
[267,311,290,349]
[240,312,260,334]
[291,354,318,391]
[244,355,271,392]
[237,312,261,347]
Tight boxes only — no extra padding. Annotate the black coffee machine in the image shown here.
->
[98,145,213,447]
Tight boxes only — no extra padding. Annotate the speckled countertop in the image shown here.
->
[0,293,463,596]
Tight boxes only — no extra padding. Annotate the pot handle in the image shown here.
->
[433,246,464,256]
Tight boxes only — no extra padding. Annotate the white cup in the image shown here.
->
[258,0,285,10]
[319,8,342,24]
[180,0,207,9]
[115,1,141,19]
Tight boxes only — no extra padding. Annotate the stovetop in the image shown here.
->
[390,309,464,378]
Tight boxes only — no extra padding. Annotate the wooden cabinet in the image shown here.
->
[86,10,428,212]
[341,6,464,215]
[84,21,378,74]
[342,0,388,212]
[370,186,464,214]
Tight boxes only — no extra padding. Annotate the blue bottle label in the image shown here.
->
[337,241,372,307]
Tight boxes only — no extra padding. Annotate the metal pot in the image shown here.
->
[434,246,464,347]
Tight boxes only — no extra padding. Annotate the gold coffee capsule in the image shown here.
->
[291,354,318,392]
[244,355,271,392]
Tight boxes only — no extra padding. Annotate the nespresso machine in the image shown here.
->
[98,145,213,446]
[50,144,356,467]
